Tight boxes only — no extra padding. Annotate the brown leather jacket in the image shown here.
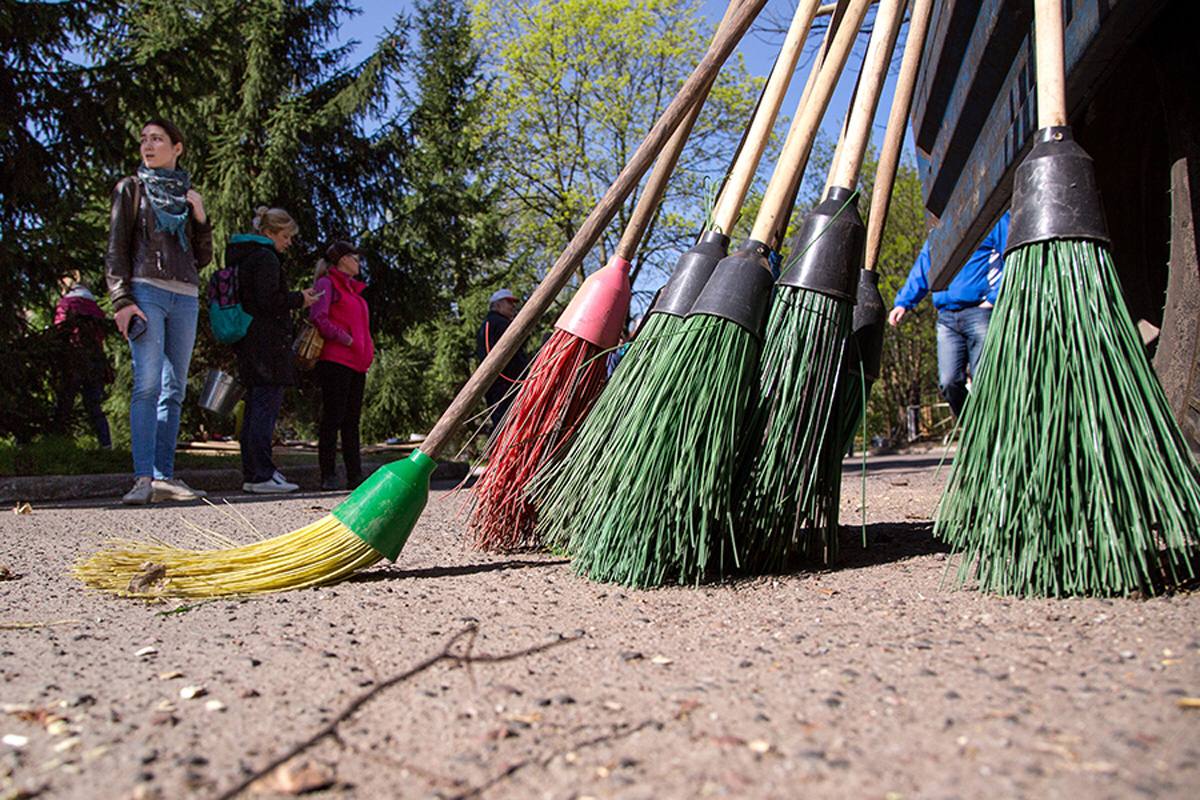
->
[104,176,214,310]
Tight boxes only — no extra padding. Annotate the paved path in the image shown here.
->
[1,458,1197,799]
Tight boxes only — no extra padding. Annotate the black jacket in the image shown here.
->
[476,310,529,387]
[105,176,214,311]
[228,238,304,387]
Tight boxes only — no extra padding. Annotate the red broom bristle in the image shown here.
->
[469,329,611,551]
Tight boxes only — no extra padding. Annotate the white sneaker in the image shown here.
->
[242,474,299,494]
[151,478,208,502]
[122,476,154,505]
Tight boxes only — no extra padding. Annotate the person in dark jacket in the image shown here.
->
[475,288,529,428]
[105,118,214,505]
[309,241,375,490]
[53,280,112,448]
[228,207,321,494]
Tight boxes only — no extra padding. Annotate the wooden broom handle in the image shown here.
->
[422,0,768,459]
[709,0,823,234]
[771,0,848,247]
[865,0,932,271]
[748,0,872,243]
[1034,0,1068,128]
[826,0,906,190]
[617,0,744,259]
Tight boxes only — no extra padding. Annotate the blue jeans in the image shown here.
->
[129,284,199,479]
[241,385,284,483]
[936,305,992,417]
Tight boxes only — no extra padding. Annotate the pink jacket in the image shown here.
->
[309,269,374,373]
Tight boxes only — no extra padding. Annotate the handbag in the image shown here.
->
[293,319,324,370]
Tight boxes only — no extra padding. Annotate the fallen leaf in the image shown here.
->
[250,760,335,795]
[12,502,32,515]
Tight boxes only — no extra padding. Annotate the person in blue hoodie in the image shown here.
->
[889,211,1010,417]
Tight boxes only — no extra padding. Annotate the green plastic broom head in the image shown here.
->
[1006,126,1110,251]
[778,185,865,301]
[332,449,437,561]
[687,238,775,337]
[650,231,732,318]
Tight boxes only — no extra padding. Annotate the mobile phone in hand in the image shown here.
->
[127,314,147,341]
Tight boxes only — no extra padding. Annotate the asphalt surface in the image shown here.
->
[1,454,1198,799]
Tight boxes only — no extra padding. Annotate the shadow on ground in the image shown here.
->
[351,558,570,582]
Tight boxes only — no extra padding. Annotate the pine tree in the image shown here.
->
[361,0,509,442]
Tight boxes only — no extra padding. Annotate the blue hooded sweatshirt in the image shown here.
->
[893,211,1010,312]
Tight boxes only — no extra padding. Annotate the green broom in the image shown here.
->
[72,0,771,598]
[737,0,904,571]
[532,0,829,553]
[935,0,1200,597]
[535,0,874,586]
[811,0,935,545]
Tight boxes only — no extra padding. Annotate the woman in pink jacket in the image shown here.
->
[309,240,375,490]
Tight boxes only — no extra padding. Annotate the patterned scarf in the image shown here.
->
[136,164,192,251]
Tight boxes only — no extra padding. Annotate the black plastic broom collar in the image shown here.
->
[686,239,776,338]
[650,231,732,318]
[1005,126,1110,252]
[778,185,865,301]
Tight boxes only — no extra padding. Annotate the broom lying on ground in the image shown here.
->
[803,0,934,550]
[935,0,1200,597]
[465,0,744,552]
[735,0,904,571]
[531,0,830,555]
[72,0,770,598]
[534,0,874,587]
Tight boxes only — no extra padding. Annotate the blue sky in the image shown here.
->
[339,0,910,164]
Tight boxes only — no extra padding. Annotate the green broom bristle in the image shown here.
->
[530,312,682,552]
[736,287,852,570]
[535,314,760,587]
[936,239,1200,597]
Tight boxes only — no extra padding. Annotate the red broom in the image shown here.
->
[467,4,741,551]
[468,259,631,550]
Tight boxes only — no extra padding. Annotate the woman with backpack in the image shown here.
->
[105,119,213,505]
[309,241,374,490]
[227,207,321,494]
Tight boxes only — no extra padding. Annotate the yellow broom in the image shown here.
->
[74,0,768,598]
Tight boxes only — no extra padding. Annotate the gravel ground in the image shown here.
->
[1,453,1198,799]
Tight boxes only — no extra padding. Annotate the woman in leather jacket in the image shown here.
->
[104,119,213,505]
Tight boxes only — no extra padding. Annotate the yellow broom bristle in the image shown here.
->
[73,514,383,598]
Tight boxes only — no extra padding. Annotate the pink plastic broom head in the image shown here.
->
[554,256,633,348]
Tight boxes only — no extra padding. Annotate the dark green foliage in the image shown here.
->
[736,289,851,570]
[367,0,506,339]
[536,314,760,587]
[936,240,1200,597]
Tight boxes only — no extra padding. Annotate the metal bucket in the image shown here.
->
[198,368,244,415]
